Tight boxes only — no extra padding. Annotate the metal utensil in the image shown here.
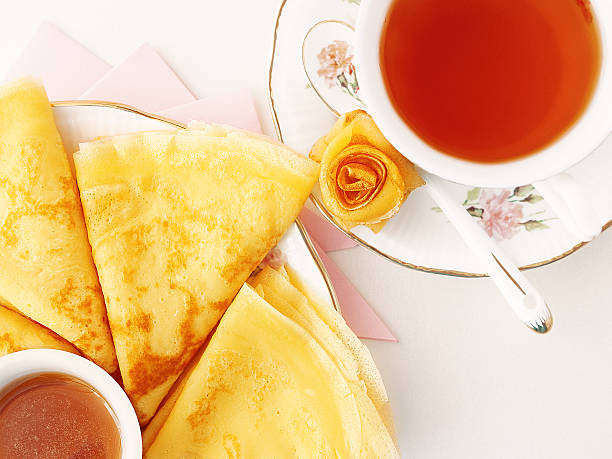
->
[422,170,552,333]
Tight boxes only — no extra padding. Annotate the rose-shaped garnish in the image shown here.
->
[331,146,388,210]
[310,110,424,232]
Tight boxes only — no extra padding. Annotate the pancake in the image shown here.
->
[143,272,398,458]
[0,78,117,372]
[74,125,318,424]
[0,303,80,357]
[141,339,208,452]
[249,266,397,450]
[144,284,364,458]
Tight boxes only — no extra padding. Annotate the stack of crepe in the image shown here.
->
[0,78,117,372]
[142,266,398,458]
[73,124,319,423]
[0,78,399,457]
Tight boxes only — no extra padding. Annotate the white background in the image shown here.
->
[1,1,611,457]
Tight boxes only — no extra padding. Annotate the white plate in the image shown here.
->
[268,0,612,277]
[51,101,339,309]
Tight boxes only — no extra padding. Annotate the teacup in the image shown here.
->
[356,0,612,241]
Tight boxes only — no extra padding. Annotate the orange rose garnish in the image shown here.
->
[310,110,424,232]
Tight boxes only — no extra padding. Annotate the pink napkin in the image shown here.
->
[5,22,111,100]
[313,241,396,341]
[159,90,262,132]
[8,23,395,342]
[299,208,358,252]
[80,43,195,112]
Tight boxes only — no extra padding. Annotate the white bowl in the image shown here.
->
[0,349,141,458]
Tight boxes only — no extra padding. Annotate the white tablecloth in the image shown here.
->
[1,1,611,457]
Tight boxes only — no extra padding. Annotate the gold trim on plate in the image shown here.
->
[266,0,611,278]
[52,100,187,129]
[50,100,342,312]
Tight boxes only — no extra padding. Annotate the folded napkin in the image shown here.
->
[159,90,262,132]
[80,43,195,112]
[312,240,396,341]
[7,23,395,342]
[5,22,111,99]
[300,207,358,252]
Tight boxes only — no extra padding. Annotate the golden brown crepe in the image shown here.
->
[310,110,424,232]
[0,78,117,372]
[143,270,397,458]
[74,125,319,424]
[249,266,397,448]
[0,303,80,357]
[141,339,208,452]
[283,264,395,433]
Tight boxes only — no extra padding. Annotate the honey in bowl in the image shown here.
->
[0,373,121,459]
[380,0,602,163]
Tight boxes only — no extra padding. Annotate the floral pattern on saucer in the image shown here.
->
[316,40,362,104]
[462,186,550,240]
[303,20,365,115]
[432,185,551,241]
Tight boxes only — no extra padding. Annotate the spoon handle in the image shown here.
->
[422,170,553,333]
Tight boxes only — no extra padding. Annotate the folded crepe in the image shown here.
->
[143,269,398,458]
[249,266,397,446]
[141,337,208,452]
[73,125,319,424]
[0,303,80,357]
[310,110,424,232]
[0,78,117,372]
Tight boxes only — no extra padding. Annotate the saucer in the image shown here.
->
[268,0,612,276]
